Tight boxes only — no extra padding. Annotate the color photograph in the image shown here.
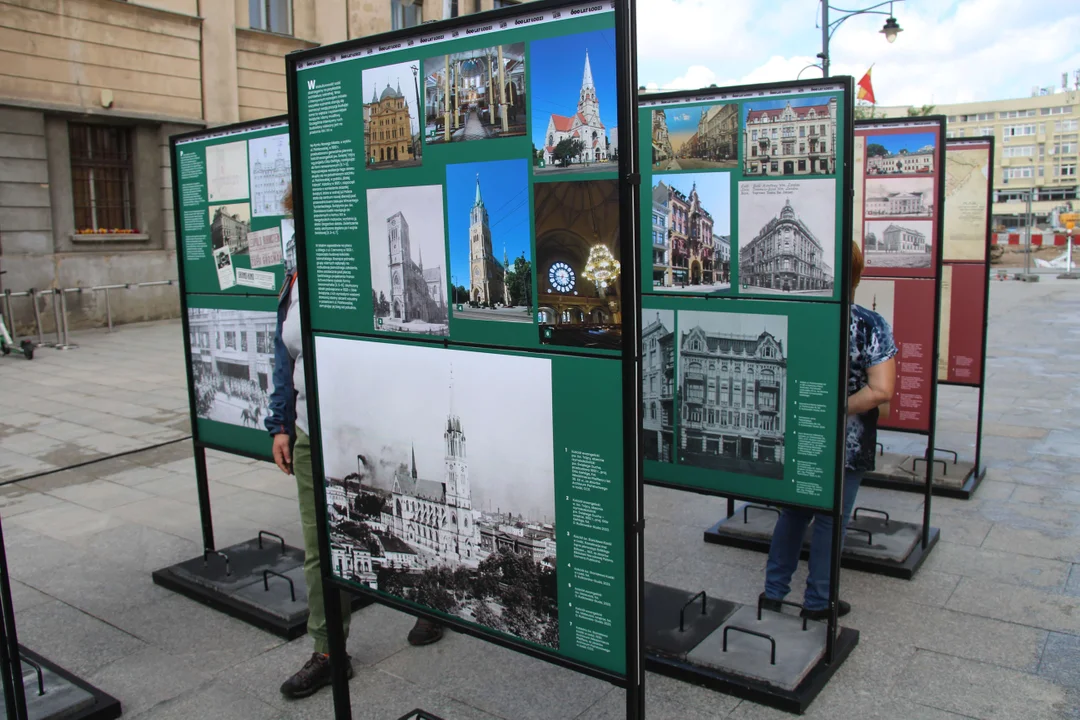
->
[677,309,787,479]
[642,309,675,463]
[651,103,738,170]
[865,177,935,218]
[367,185,448,335]
[530,29,618,175]
[737,179,836,296]
[651,172,732,292]
[248,134,291,217]
[742,96,838,176]
[188,307,276,429]
[864,219,934,269]
[424,43,526,143]
[363,60,423,170]
[209,202,251,256]
[865,132,936,175]
[315,337,558,649]
[446,159,533,324]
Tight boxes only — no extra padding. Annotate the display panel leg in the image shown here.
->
[193,445,215,553]
[0,515,29,720]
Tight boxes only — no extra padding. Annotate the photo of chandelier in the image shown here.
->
[583,243,620,290]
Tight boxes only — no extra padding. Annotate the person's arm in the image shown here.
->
[846,357,895,416]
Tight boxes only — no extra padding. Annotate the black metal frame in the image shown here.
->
[283,1,644,719]
[638,75,856,711]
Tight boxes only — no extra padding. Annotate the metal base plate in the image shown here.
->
[396,711,448,720]
[644,582,738,659]
[1,647,122,720]
[864,452,986,499]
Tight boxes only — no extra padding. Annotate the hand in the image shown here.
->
[272,434,292,475]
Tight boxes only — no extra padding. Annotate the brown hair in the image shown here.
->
[851,241,864,300]
[282,182,293,215]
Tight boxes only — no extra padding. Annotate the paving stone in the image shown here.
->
[127,677,279,720]
[81,523,202,573]
[15,600,147,679]
[0,486,65,517]
[87,647,216,718]
[10,500,127,542]
[922,540,1071,590]
[946,577,1080,634]
[577,673,741,720]
[47,478,157,511]
[102,465,179,487]
[981,524,1080,563]
[19,554,173,622]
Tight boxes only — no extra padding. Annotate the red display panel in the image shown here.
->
[938,263,986,386]
[854,277,935,433]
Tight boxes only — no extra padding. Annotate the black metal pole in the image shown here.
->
[0,514,29,720]
[821,1,830,78]
[193,446,216,552]
[973,135,996,480]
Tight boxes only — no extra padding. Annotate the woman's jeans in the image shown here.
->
[764,471,864,612]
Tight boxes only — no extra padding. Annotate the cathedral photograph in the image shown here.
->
[367,185,449,335]
[424,43,526,144]
[446,159,533,324]
[209,202,251,257]
[654,103,739,171]
[313,336,559,649]
[651,172,732,293]
[676,309,788,479]
[529,28,617,175]
[363,60,423,170]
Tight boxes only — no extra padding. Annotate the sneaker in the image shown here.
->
[407,617,444,646]
[800,600,851,621]
[758,593,784,613]
[280,652,353,700]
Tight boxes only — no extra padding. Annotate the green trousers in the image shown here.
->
[294,429,351,654]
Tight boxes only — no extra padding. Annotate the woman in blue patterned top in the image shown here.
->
[761,242,897,620]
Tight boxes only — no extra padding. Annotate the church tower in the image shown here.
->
[387,211,411,321]
[468,174,505,306]
[577,50,601,127]
[443,365,474,562]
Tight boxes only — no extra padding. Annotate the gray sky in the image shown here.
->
[679,310,788,356]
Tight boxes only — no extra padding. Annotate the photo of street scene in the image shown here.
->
[677,310,788,479]
[368,185,448,335]
[531,29,617,175]
[865,177,935,218]
[865,132,936,175]
[363,61,423,170]
[209,203,251,256]
[651,104,738,170]
[742,96,838,176]
[737,179,836,296]
[535,180,622,349]
[425,43,525,143]
[642,309,675,463]
[315,337,558,649]
[651,172,732,293]
[864,220,934,269]
[447,159,533,324]
[188,308,276,429]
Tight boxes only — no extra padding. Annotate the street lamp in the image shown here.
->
[818,0,904,77]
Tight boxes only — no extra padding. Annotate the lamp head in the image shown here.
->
[881,16,902,43]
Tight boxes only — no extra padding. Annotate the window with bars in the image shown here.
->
[250,0,292,34]
[69,123,137,233]
[391,0,423,29]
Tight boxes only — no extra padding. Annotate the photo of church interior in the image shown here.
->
[424,43,526,143]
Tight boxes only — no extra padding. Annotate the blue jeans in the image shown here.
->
[764,471,864,611]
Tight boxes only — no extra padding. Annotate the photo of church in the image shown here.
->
[314,336,559,649]
[535,180,622,349]
[530,28,617,175]
[864,219,933,268]
[367,185,448,335]
[676,310,788,479]
[363,60,423,170]
[446,159,533,324]
[424,43,526,143]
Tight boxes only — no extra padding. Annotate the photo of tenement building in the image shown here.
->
[865,220,933,268]
[651,109,674,167]
[865,179,934,217]
[652,176,731,291]
[739,196,834,296]
[210,205,250,255]
[677,311,788,479]
[743,97,838,176]
[642,310,675,463]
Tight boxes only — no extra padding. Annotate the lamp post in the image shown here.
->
[411,64,420,154]
[819,0,904,78]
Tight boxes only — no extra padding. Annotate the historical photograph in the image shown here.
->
[446,159,532,324]
[651,103,738,170]
[363,60,423,170]
[651,172,732,292]
[854,277,895,329]
[248,134,291,216]
[424,43,525,143]
[209,202,251,256]
[742,96,838,176]
[368,185,448,335]
[280,218,297,274]
[864,219,934,268]
[676,310,788,479]
[188,308,276,429]
[865,177,935,218]
[642,309,675,463]
[315,337,558,649]
[535,180,621,349]
[205,139,249,202]
[737,179,836,296]
[865,132,936,175]
[530,29,617,175]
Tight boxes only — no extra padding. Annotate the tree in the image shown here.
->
[377,291,391,317]
[907,104,936,117]
[854,102,878,120]
[866,143,888,158]
[506,256,532,307]
[553,138,585,167]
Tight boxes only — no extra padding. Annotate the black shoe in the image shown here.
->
[20,340,32,360]
[800,600,851,621]
[407,618,444,646]
[280,652,353,700]
[758,593,784,613]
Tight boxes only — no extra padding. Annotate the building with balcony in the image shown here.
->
[740,200,833,293]
[653,180,715,287]
[743,98,838,176]
[697,104,738,164]
[651,109,674,165]
[641,312,674,463]
[650,199,670,287]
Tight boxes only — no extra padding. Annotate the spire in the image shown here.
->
[371,86,378,104]
[411,444,417,479]
[582,49,594,89]
[419,246,424,270]
[396,78,402,94]
[474,174,483,206]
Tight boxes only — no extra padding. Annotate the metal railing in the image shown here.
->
[1,280,177,350]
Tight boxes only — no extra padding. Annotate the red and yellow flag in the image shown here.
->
[857,66,876,104]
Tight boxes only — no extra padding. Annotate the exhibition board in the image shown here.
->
[285,1,643,715]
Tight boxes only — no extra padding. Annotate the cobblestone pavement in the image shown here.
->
[0,278,1078,719]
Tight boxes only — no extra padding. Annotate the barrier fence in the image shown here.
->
[993,233,1074,246]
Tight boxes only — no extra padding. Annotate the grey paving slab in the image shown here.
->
[15,600,147,679]
[1067,564,1080,598]
[1038,632,1080,690]
[981,524,1080,563]
[946,577,1080,634]
[9,500,127,541]
[87,646,216,718]
[46,478,157,511]
[80,523,202,574]
[576,673,741,720]
[0,485,65,517]
[127,677,279,720]
[922,540,1071,590]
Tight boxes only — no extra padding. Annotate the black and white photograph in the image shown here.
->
[315,336,559,649]
[737,179,836,296]
[676,309,787,479]
[210,202,251,256]
[642,309,675,463]
[865,177,935,218]
[425,44,526,143]
[363,61,423,170]
[213,246,235,291]
[864,220,933,269]
[188,307,276,429]
[368,185,449,336]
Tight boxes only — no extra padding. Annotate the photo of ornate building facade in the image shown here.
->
[653,180,722,289]
[386,211,446,328]
[651,109,674,167]
[743,97,838,176]
[363,61,422,170]
[248,135,291,217]
[865,179,934,217]
[210,205,250,255]
[642,311,675,463]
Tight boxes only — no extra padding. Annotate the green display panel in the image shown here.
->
[185,293,277,459]
[174,119,294,296]
[638,79,852,510]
